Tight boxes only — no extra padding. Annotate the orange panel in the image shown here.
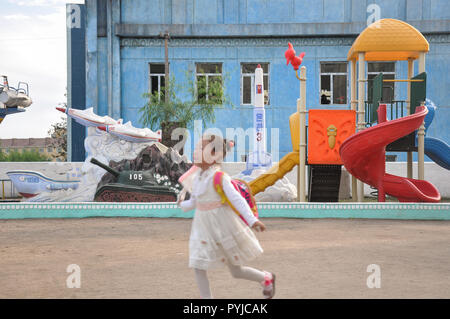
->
[308,110,356,164]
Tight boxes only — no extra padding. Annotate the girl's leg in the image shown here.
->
[194,268,213,299]
[226,261,276,299]
[226,261,266,282]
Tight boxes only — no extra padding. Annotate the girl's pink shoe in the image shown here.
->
[261,271,276,299]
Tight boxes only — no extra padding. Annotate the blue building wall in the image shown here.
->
[80,0,450,162]
[67,3,86,161]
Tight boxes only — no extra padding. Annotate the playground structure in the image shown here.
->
[249,19,446,203]
[0,75,32,123]
[343,18,443,202]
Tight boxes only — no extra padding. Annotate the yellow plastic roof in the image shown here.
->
[347,19,429,61]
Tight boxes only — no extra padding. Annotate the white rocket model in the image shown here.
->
[253,64,266,161]
[243,64,272,175]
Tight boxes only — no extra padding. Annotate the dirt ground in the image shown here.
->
[0,217,449,299]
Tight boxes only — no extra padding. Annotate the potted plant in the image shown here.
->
[139,70,232,154]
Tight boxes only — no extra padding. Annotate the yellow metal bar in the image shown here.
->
[382,79,424,82]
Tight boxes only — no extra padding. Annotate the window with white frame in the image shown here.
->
[367,62,396,103]
[196,63,223,104]
[241,63,270,105]
[320,62,348,105]
[149,63,166,97]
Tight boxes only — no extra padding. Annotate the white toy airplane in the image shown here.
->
[98,121,162,143]
[56,106,122,127]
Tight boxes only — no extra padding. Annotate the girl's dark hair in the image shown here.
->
[204,134,235,159]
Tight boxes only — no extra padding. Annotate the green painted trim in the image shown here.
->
[1,202,449,220]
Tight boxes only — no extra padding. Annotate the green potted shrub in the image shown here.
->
[139,69,232,154]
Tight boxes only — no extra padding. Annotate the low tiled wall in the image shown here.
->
[1,202,449,220]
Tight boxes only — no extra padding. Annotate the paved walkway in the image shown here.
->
[0,217,448,298]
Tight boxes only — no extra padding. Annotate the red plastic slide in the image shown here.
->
[340,105,441,202]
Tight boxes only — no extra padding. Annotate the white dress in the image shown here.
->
[179,164,264,270]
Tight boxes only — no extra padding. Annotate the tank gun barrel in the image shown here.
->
[90,157,120,178]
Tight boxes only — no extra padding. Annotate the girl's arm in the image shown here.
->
[222,174,258,227]
[178,194,196,212]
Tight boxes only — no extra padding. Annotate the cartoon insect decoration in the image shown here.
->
[284,42,306,77]
[327,125,337,149]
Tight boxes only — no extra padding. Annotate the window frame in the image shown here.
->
[195,62,223,104]
[319,61,348,105]
[149,63,167,100]
[240,63,270,106]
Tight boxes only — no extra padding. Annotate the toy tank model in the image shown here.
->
[90,158,177,202]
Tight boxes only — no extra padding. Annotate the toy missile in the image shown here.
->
[56,106,120,127]
[97,122,162,143]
